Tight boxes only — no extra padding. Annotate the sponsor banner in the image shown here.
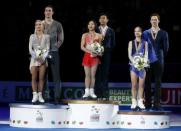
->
[109,88,131,104]
[0,81,181,107]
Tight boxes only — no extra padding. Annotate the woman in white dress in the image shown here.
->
[29,20,50,103]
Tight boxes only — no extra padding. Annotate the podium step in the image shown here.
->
[9,102,171,129]
[9,103,69,128]
[116,110,171,129]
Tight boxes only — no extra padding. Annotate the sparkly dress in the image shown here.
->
[82,33,100,67]
[129,40,147,78]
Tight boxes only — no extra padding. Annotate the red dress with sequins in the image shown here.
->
[82,33,100,67]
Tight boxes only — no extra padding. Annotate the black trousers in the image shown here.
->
[145,61,164,108]
[44,51,62,101]
[95,48,112,98]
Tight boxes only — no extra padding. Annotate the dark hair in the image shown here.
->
[99,13,109,19]
[87,20,97,29]
[45,5,54,12]
[134,26,142,32]
[150,13,160,20]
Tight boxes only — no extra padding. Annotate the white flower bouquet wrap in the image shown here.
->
[132,53,149,70]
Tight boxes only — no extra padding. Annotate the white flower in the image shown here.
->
[132,54,149,70]
[35,46,47,58]
[90,42,104,56]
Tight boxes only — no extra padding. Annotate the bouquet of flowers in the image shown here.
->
[132,53,149,70]
[34,46,48,59]
[90,42,104,56]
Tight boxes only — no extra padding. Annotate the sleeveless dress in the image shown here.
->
[82,33,100,67]
[129,40,147,78]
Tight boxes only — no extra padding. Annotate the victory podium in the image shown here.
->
[9,100,171,129]
[10,103,69,128]
[116,110,171,129]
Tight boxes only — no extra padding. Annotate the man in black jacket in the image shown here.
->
[95,13,116,100]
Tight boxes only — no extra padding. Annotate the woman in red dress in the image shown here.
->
[81,20,102,99]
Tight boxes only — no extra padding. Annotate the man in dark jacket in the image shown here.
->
[142,13,169,110]
[95,13,116,100]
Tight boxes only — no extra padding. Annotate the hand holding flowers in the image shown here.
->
[86,42,104,57]
[34,46,48,64]
[132,53,149,70]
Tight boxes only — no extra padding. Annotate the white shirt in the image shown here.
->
[99,25,108,36]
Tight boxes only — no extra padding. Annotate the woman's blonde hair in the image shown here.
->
[34,20,44,34]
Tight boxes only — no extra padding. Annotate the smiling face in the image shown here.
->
[88,21,96,31]
[134,27,142,38]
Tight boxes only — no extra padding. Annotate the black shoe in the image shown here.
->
[32,101,45,105]
[145,107,151,111]
[54,98,61,105]
[145,103,152,108]
[131,106,139,111]
[102,94,109,101]
[97,97,108,101]
[32,102,39,105]
[97,98,102,101]
[53,101,59,105]
[82,96,92,100]
[151,106,164,111]
[102,97,108,101]
[44,90,51,102]
[137,107,146,112]
[145,106,152,111]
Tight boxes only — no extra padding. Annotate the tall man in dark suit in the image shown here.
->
[142,13,169,110]
[95,14,116,100]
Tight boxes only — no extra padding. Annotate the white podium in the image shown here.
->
[9,104,69,128]
[116,111,171,129]
[9,102,171,129]
[64,100,119,129]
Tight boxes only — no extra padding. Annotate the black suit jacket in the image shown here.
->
[97,27,116,49]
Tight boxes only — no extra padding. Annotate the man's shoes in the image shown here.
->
[151,106,164,111]
[152,102,164,111]
[144,104,152,111]
[145,107,151,111]
[54,98,61,105]
[97,97,109,101]
[44,90,51,102]
[102,97,108,101]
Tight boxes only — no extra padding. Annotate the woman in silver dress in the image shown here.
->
[29,20,50,103]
